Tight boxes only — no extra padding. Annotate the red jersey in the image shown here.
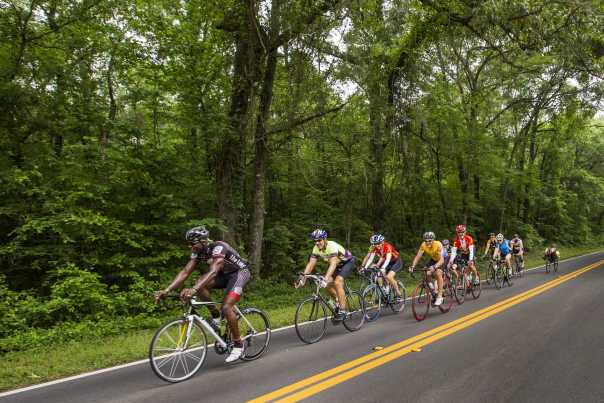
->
[453,234,474,255]
[369,242,399,261]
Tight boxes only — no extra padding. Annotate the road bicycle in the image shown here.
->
[544,254,559,273]
[149,295,271,382]
[490,256,513,289]
[294,274,365,344]
[410,266,454,322]
[512,251,524,277]
[360,266,406,322]
[450,258,481,304]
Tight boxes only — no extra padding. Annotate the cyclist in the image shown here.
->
[448,224,479,286]
[361,234,403,302]
[493,233,513,281]
[483,232,497,259]
[154,226,251,363]
[409,232,445,306]
[510,233,525,272]
[544,244,560,262]
[296,229,356,321]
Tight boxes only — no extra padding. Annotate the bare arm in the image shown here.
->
[192,257,225,291]
[325,256,339,280]
[304,256,318,275]
[411,248,424,268]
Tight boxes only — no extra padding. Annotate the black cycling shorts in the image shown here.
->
[335,257,356,279]
[214,268,251,296]
[385,258,402,274]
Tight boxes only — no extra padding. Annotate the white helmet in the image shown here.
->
[496,233,504,241]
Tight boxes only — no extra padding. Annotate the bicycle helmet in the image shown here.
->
[496,233,504,241]
[489,232,495,237]
[442,239,450,247]
[185,226,209,243]
[513,233,519,238]
[310,229,327,241]
[423,231,436,241]
[455,224,466,233]
[370,234,385,245]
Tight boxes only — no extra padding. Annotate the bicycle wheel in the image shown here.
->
[149,318,208,383]
[545,261,550,273]
[515,256,523,277]
[343,290,365,332]
[294,296,328,344]
[470,272,481,299]
[362,284,382,322]
[493,266,502,289]
[438,276,454,313]
[238,308,271,361]
[389,280,406,313]
[554,260,559,273]
[454,273,465,305]
[411,283,430,322]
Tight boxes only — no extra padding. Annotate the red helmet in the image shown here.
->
[455,224,466,233]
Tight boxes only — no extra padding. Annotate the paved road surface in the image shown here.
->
[3,252,603,403]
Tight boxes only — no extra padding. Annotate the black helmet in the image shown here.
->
[185,226,209,243]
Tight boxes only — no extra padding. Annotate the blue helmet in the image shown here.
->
[310,229,327,241]
[370,234,385,245]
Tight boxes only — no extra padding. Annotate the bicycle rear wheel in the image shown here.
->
[149,318,208,383]
[238,308,271,361]
[362,284,382,322]
[438,277,454,313]
[294,296,328,344]
[411,283,430,321]
[343,290,365,332]
[389,280,406,313]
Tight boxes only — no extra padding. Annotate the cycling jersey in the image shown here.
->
[511,238,524,252]
[191,241,249,273]
[368,242,399,261]
[420,241,443,261]
[451,234,474,261]
[496,240,511,255]
[311,240,352,263]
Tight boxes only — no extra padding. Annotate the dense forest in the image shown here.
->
[1,0,603,342]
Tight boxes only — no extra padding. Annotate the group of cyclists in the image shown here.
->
[154,224,561,363]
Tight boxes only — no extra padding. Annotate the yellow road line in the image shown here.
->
[249,259,604,403]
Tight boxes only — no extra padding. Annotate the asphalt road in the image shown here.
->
[3,251,603,403]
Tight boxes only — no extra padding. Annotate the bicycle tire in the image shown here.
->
[438,276,454,313]
[149,318,208,383]
[238,308,271,361]
[454,272,465,305]
[493,266,502,289]
[554,260,559,273]
[411,283,430,322]
[470,272,481,299]
[343,290,365,332]
[362,284,382,322]
[294,296,328,344]
[545,261,550,273]
[389,280,406,313]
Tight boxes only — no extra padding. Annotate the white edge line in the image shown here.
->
[1,249,601,398]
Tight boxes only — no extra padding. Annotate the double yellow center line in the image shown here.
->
[249,259,604,403]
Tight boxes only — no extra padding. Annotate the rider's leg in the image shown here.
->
[386,271,400,295]
[505,254,513,277]
[436,269,444,298]
[519,250,524,268]
[222,293,241,345]
[334,276,347,310]
[197,277,220,318]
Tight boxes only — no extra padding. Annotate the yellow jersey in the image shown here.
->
[420,241,443,261]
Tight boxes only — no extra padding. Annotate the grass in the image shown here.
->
[1,245,601,392]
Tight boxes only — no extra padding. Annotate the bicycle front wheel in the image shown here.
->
[554,260,559,272]
[471,272,481,299]
[454,273,465,305]
[545,261,550,273]
[343,290,365,332]
[239,308,271,361]
[411,283,430,321]
[389,280,406,313]
[149,318,208,383]
[362,284,382,322]
[438,277,454,313]
[493,267,502,289]
[295,296,328,344]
